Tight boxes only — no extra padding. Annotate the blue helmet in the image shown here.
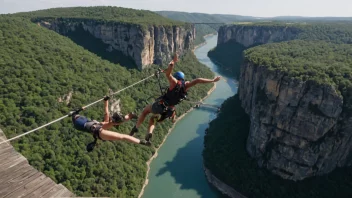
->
[173,71,185,80]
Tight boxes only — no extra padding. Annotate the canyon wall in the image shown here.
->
[38,19,195,69]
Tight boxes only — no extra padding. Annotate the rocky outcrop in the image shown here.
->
[238,61,352,180]
[204,167,247,198]
[37,19,195,69]
[217,25,301,47]
[58,91,73,104]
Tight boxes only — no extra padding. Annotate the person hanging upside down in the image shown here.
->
[71,96,151,151]
[130,54,221,142]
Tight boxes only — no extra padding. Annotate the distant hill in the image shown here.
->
[156,11,256,23]
[156,11,257,45]
[156,11,352,46]
[271,16,352,22]
[15,6,185,26]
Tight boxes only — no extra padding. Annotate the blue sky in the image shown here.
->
[0,0,351,17]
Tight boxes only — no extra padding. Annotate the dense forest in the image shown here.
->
[203,94,352,198]
[156,11,256,24]
[244,40,352,87]
[14,6,187,27]
[0,16,213,197]
[245,40,352,112]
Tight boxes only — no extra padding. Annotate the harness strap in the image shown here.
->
[86,123,103,152]
[158,99,175,109]
[157,108,176,122]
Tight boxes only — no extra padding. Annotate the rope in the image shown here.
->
[1,115,69,145]
[155,68,165,95]
[0,73,156,145]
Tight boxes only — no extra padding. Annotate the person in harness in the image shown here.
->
[71,96,151,152]
[129,54,221,142]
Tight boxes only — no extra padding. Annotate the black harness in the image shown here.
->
[161,80,187,107]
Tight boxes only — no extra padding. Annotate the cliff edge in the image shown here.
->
[18,7,195,69]
[240,40,352,180]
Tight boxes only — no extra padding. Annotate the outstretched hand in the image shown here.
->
[173,53,178,63]
[213,76,221,82]
[103,95,110,101]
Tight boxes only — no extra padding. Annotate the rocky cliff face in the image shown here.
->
[239,61,352,180]
[38,19,195,69]
[217,25,301,47]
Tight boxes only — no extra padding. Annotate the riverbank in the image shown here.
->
[204,166,246,198]
[138,83,217,198]
[194,33,217,50]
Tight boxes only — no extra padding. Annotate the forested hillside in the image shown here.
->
[245,40,352,87]
[16,6,186,27]
[0,16,213,197]
[156,11,255,24]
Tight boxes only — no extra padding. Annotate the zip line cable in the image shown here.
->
[0,73,157,145]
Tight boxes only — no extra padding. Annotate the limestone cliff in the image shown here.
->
[37,19,195,69]
[239,61,352,181]
[211,24,352,181]
[217,25,301,47]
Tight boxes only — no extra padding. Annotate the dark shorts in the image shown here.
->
[73,115,103,140]
[151,101,165,114]
[90,124,103,140]
[73,115,88,131]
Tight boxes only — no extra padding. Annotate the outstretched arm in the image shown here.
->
[165,54,178,86]
[185,76,221,90]
[103,96,110,122]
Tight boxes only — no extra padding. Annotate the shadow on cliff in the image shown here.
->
[155,121,228,198]
[207,40,248,80]
[65,24,137,69]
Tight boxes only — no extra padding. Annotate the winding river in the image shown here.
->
[142,35,238,198]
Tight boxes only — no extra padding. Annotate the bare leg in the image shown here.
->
[171,113,177,123]
[101,122,115,130]
[145,115,159,141]
[99,129,141,144]
[101,100,115,130]
[136,104,152,128]
[148,115,158,134]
